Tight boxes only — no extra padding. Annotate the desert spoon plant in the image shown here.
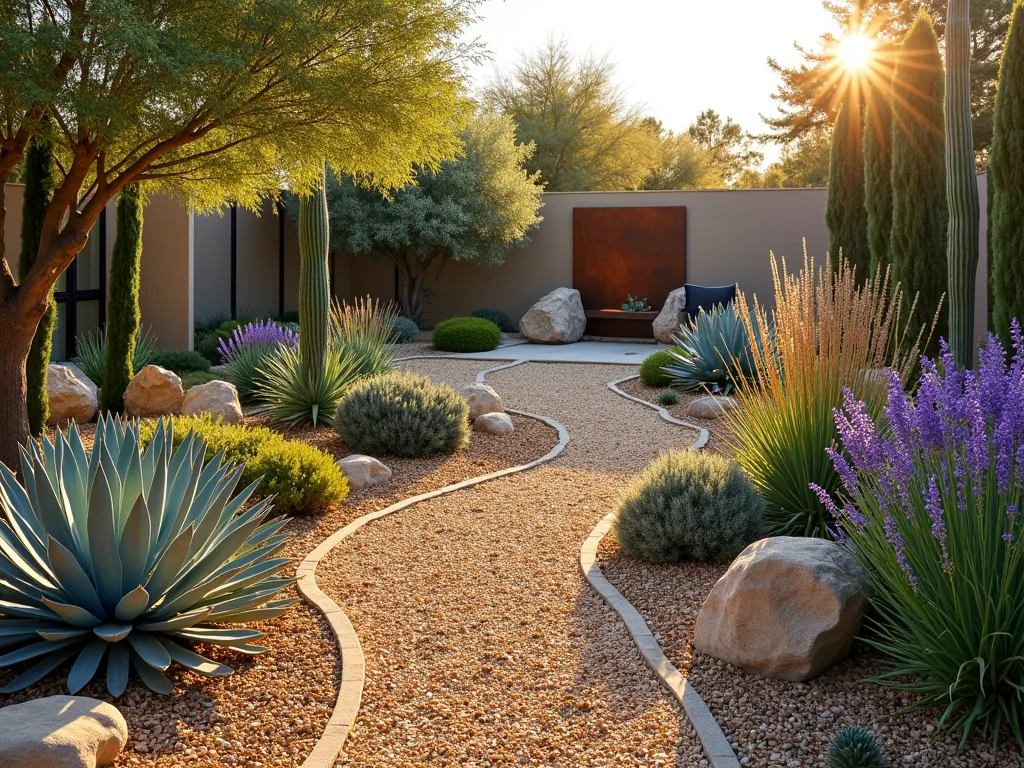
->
[0,416,295,696]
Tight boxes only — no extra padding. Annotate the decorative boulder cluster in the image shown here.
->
[460,383,514,435]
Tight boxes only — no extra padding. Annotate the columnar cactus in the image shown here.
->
[945,0,981,366]
[297,167,330,385]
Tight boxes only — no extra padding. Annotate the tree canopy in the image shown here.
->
[482,38,661,191]
[0,0,479,467]
[687,110,764,185]
[761,0,1013,159]
[319,112,544,319]
[640,119,724,190]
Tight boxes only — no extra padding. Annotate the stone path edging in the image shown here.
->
[297,360,568,768]
[607,374,710,450]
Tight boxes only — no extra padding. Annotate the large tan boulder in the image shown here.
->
[473,412,514,435]
[182,380,243,424]
[686,394,739,420]
[46,364,98,426]
[336,454,392,490]
[653,286,687,344]
[124,365,184,417]
[694,536,871,682]
[0,695,128,767]
[519,287,586,344]
[460,383,504,421]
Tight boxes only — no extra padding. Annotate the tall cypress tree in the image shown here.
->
[863,89,893,278]
[826,102,870,280]
[990,0,1024,344]
[889,11,947,353]
[18,128,57,435]
[102,183,144,413]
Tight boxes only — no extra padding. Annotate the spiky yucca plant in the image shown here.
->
[727,250,933,537]
[0,416,295,696]
[664,304,758,395]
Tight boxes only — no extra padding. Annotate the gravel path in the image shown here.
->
[320,361,707,766]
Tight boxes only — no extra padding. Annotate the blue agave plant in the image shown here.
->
[0,416,295,696]
[664,304,758,395]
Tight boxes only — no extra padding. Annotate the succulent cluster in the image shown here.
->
[824,727,886,768]
[621,295,651,312]
[0,417,295,696]
[665,304,755,395]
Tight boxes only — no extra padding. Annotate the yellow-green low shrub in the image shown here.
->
[140,414,347,514]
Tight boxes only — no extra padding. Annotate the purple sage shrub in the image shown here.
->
[218,319,298,362]
[814,321,1024,749]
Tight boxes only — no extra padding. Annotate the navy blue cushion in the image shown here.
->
[683,283,737,318]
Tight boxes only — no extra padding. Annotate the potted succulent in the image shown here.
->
[621,295,652,312]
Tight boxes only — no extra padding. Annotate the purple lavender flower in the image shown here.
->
[1003,533,1015,545]
[218,319,298,362]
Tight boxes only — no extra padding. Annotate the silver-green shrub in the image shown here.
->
[335,371,469,457]
[614,450,764,563]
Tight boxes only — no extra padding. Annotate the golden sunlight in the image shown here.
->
[838,33,875,71]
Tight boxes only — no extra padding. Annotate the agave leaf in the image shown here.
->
[36,627,90,641]
[127,631,171,670]
[209,535,290,583]
[0,631,42,648]
[0,571,62,607]
[40,597,101,627]
[118,494,152,593]
[86,466,123,611]
[0,463,46,551]
[46,535,106,617]
[7,598,64,622]
[130,648,174,694]
[0,619,57,634]
[144,525,194,599]
[209,558,292,598]
[152,566,243,620]
[0,521,56,591]
[202,583,293,615]
[223,643,269,655]
[211,599,299,623]
[136,607,211,633]
[0,646,78,693]
[107,642,130,696]
[115,586,150,622]
[160,638,233,676]
[93,622,133,642]
[172,627,263,647]
[0,636,81,666]
[68,638,108,694]
[32,462,76,557]
[118,441,145,531]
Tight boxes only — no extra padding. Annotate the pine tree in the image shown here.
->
[826,102,870,279]
[990,0,1024,344]
[889,11,947,352]
[102,183,144,413]
[17,129,57,435]
[863,90,893,277]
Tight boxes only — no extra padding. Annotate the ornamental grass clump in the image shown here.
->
[813,324,1024,749]
[614,451,764,564]
[0,416,295,696]
[728,250,933,538]
[336,371,470,457]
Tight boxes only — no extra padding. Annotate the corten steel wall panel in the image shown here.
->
[572,206,686,337]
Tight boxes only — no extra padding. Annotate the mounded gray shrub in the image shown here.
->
[614,450,764,563]
[335,371,470,457]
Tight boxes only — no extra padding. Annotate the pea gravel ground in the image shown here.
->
[319,360,708,766]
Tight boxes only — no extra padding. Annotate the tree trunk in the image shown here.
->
[397,265,424,320]
[0,297,39,471]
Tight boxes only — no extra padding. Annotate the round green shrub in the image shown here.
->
[276,310,300,324]
[640,349,676,387]
[471,308,516,333]
[390,316,421,343]
[197,331,226,364]
[152,348,212,374]
[336,371,470,457]
[614,450,764,563]
[432,317,501,353]
[825,727,886,768]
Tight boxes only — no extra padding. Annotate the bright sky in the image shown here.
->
[462,0,839,165]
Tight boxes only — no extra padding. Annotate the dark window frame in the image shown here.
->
[54,208,107,358]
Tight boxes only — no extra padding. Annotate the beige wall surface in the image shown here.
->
[139,194,192,350]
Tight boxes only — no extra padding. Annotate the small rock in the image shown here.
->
[653,287,687,344]
[519,287,586,344]
[460,383,504,421]
[0,695,128,767]
[686,394,739,419]
[124,365,184,417]
[46,364,97,426]
[181,380,243,424]
[474,412,515,436]
[336,454,393,490]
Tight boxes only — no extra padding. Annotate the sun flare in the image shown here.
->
[838,33,875,71]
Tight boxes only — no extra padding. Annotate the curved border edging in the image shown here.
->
[607,374,710,450]
[580,513,739,768]
[296,361,568,768]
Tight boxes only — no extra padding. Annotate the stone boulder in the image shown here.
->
[460,383,504,421]
[124,365,184,417]
[694,536,871,682]
[653,286,687,344]
[686,395,739,420]
[0,695,128,767]
[182,380,243,425]
[46,364,98,426]
[474,412,515,436]
[336,454,393,490]
[519,288,586,344]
